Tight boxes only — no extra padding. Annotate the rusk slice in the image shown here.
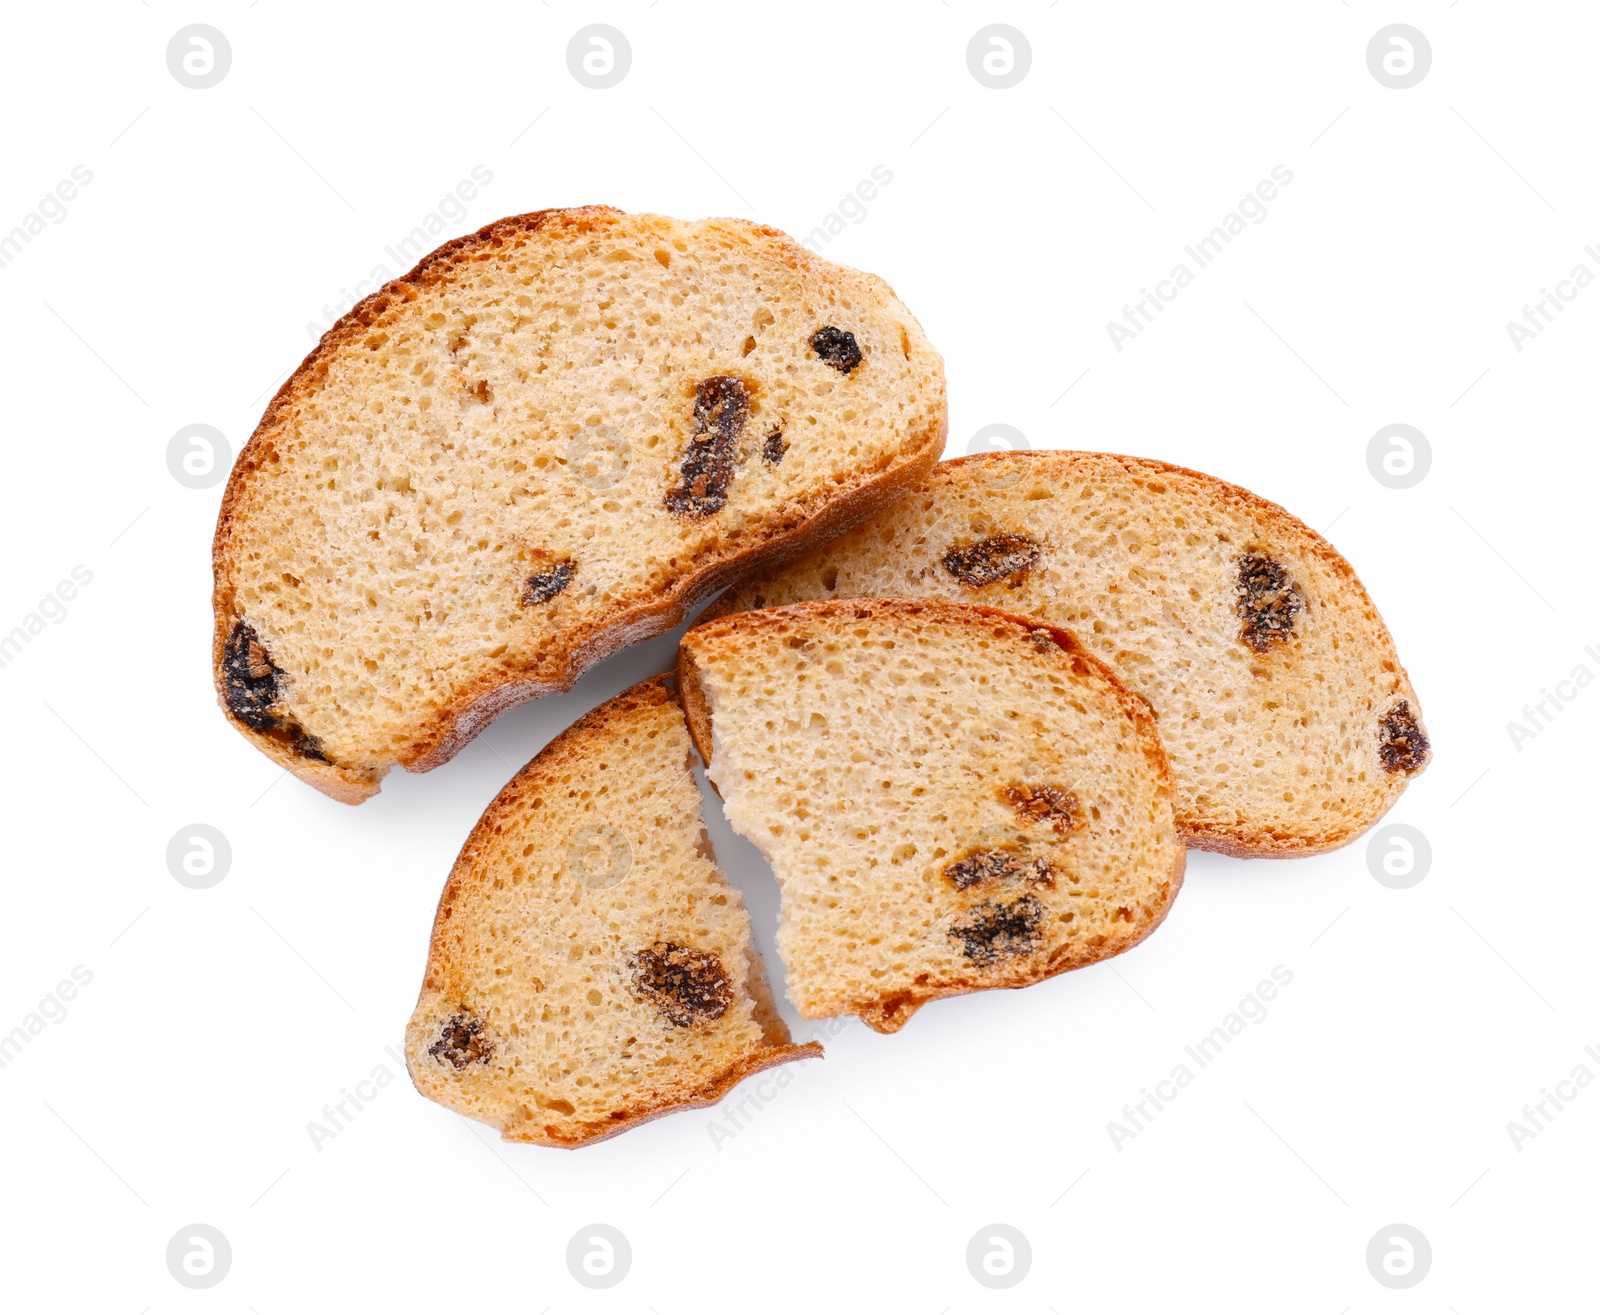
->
[213,207,946,801]
[705,452,1431,855]
[678,598,1184,1033]
[405,676,817,1147]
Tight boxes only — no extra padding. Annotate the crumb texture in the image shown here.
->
[213,208,945,797]
[404,677,811,1147]
[681,598,1183,1030]
[710,452,1429,854]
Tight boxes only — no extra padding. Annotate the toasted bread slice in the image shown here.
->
[704,452,1430,856]
[404,676,818,1147]
[213,207,946,802]
[677,598,1184,1033]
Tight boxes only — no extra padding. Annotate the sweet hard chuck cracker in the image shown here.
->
[705,451,1431,856]
[212,207,946,801]
[677,598,1186,1033]
[405,676,817,1147]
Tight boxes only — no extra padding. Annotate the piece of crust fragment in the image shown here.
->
[404,675,818,1147]
[212,207,947,802]
[678,598,1186,1033]
[704,450,1431,856]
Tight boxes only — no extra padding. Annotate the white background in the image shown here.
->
[2,2,1595,1309]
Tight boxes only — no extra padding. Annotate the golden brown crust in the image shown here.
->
[495,1040,823,1148]
[676,650,715,775]
[853,830,1187,1032]
[678,597,1186,1032]
[212,207,947,803]
[703,449,1428,858]
[405,674,821,1147]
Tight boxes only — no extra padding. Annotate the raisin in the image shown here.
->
[222,618,331,761]
[1001,783,1083,836]
[665,376,749,517]
[946,848,1054,890]
[942,534,1041,587]
[808,326,862,374]
[294,733,330,763]
[429,1011,492,1069]
[762,430,788,464]
[1378,700,1429,774]
[223,620,282,731]
[627,941,733,1027]
[945,849,1022,890]
[949,896,1044,965]
[1236,553,1303,652]
[521,561,573,606]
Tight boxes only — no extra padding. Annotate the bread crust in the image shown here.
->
[678,597,1186,1032]
[405,675,821,1147]
[704,450,1430,858]
[212,207,947,803]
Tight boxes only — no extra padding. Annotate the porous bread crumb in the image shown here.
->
[213,207,946,801]
[706,452,1430,856]
[404,676,816,1147]
[679,598,1184,1032]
